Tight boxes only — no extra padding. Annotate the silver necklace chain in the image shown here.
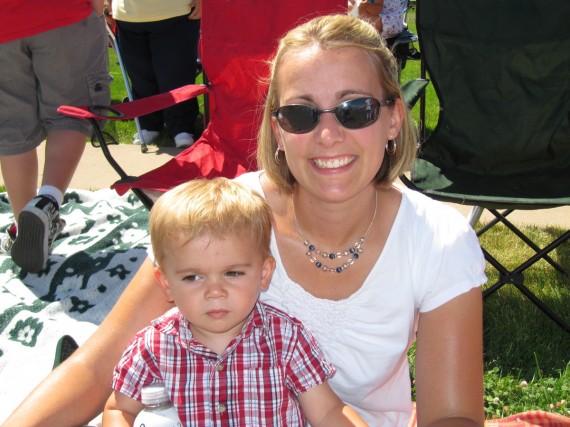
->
[292,191,378,273]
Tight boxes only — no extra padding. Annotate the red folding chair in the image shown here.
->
[59,1,346,208]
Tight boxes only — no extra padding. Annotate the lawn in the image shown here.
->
[105,9,570,419]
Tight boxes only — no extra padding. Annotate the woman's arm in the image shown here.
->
[414,287,484,427]
[1,258,173,427]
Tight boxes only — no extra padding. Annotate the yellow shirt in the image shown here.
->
[112,0,192,22]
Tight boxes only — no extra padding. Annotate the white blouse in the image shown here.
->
[236,171,487,426]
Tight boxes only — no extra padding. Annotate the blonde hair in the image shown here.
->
[150,178,273,267]
[257,14,418,192]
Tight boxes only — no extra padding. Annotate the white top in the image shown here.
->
[236,171,487,426]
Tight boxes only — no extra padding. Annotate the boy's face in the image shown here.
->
[155,232,275,352]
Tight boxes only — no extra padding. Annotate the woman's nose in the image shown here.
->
[316,112,344,146]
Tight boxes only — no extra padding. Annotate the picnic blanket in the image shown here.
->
[0,189,149,423]
[1,190,568,426]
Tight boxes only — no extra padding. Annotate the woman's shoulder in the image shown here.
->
[234,171,288,214]
[234,170,264,194]
[398,184,471,229]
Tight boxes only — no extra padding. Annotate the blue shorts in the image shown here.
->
[0,11,110,155]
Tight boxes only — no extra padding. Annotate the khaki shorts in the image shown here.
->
[0,11,110,156]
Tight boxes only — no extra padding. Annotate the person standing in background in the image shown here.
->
[103,0,201,149]
[0,0,110,273]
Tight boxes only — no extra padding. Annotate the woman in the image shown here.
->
[1,14,486,427]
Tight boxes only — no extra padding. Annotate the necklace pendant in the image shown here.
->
[292,191,378,275]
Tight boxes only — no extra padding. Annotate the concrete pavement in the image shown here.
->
[34,140,179,191]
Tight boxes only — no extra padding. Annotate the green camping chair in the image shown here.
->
[401,0,570,333]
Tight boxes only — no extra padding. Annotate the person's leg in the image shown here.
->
[116,20,164,134]
[42,130,87,195]
[0,36,45,250]
[149,15,201,140]
[10,11,110,272]
[0,151,39,218]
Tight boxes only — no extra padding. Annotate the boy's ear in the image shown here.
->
[154,266,175,303]
[260,255,276,291]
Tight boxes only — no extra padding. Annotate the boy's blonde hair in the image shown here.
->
[150,178,273,267]
[257,14,418,192]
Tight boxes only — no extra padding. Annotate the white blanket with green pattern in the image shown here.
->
[0,189,150,423]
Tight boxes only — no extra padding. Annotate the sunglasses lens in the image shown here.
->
[275,105,318,134]
[274,97,383,134]
[336,98,380,129]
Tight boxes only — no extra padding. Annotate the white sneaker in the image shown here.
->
[133,130,160,145]
[174,132,195,148]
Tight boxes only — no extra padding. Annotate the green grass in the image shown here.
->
[476,223,569,418]
[105,11,570,419]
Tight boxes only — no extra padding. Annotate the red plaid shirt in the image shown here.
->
[112,302,335,426]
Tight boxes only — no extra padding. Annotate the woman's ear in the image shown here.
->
[270,115,284,149]
[388,98,405,139]
[154,266,175,303]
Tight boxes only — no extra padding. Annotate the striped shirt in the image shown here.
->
[112,302,335,426]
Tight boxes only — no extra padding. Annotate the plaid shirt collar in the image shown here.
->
[152,301,270,358]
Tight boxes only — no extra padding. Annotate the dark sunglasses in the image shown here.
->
[271,97,394,134]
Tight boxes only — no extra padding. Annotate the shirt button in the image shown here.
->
[216,364,224,371]
[217,403,227,413]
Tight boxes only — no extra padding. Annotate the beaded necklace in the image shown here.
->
[292,191,378,273]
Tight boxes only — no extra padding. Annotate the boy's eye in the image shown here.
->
[225,270,245,277]
[182,274,201,282]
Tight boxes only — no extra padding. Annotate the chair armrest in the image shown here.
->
[57,84,210,121]
[402,78,429,109]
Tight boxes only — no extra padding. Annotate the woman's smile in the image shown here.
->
[312,155,356,169]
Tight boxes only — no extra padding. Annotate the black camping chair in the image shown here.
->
[401,0,570,333]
